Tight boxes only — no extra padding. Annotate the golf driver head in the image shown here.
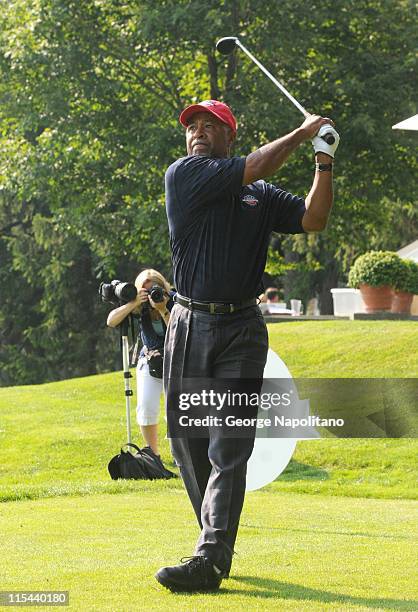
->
[216,37,238,55]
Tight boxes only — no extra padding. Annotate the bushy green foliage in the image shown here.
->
[393,259,418,294]
[348,251,405,288]
[0,0,417,384]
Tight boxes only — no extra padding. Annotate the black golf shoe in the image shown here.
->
[155,555,224,592]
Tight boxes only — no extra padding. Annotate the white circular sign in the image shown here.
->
[246,349,298,491]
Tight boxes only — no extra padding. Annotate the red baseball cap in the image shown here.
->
[179,99,237,134]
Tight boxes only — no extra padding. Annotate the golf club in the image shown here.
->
[216,36,335,145]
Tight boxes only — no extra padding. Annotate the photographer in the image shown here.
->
[107,269,173,456]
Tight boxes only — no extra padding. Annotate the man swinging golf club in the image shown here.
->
[156,98,339,592]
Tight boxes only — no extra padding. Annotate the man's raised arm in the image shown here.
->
[243,114,340,232]
[243,115,334,184]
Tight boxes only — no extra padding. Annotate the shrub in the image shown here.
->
[393,259,418,295]
[348,251,405,289]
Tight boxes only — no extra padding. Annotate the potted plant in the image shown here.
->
[348,251,404,312]
[391,259,418,314]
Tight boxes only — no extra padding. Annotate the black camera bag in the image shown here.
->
[108,443,176,480]
[145,348,164,378]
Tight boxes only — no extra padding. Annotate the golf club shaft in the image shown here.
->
[235,40,310,119]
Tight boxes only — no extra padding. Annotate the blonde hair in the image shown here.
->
[134,268,172,294]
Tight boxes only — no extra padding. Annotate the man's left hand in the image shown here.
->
[312,125,340,158]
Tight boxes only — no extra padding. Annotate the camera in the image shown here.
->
[148,285,165,303]
[141,285,165,313]
[99,280,137,306]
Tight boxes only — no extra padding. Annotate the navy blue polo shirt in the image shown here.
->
[165,155,306,302]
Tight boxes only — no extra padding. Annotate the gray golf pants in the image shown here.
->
[163,303,268,572]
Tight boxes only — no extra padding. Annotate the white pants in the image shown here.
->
[136,360,164,426]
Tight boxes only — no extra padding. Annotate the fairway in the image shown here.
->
[1,321,417,610]
[1,491,417,611]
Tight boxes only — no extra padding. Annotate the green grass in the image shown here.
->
[0,321,417,610]
[1,491,417,611]
[268,321,418,377]
[0,372,416,502]
[0,321,416,502]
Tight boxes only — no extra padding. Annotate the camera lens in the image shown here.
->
[149,285,164,303]
[115,282,137,303]
[99,279,137,305]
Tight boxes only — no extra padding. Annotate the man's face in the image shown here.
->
[185,111,235,158]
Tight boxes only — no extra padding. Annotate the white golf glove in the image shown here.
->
[312,124,340,158]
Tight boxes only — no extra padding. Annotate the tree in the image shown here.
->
[0,0,416,384]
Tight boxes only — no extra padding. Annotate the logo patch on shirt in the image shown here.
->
[241,194,259,209]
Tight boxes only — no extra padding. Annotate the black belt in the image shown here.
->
[174,294,257,314]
